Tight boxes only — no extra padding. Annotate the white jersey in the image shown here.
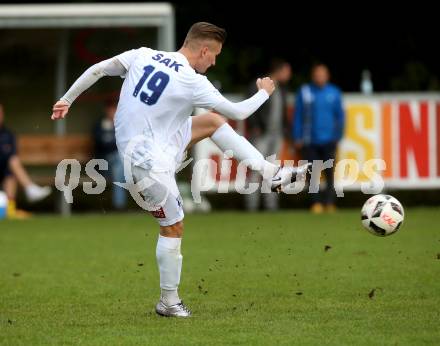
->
[114,47,223,171]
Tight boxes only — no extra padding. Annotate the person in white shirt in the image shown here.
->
[51,22,309,317]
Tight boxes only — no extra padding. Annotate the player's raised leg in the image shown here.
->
[189,112,310,192]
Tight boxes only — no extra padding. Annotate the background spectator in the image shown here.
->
[292,63,344,213]
[245,59,292,211]
[93,99,127,210]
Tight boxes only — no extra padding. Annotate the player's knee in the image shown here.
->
[209,112,226,130]
[160,221,184,238]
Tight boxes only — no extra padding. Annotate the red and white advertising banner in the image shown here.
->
[193,94,440,192]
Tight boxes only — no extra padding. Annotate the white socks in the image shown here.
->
[210,123,278,175]
[156,235,182,306]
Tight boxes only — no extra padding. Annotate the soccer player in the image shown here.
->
[51,22,308,317]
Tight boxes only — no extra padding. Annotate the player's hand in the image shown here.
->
[51,100,70,120]
[256,77,275,96]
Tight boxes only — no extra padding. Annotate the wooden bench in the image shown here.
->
[18,135,94,185]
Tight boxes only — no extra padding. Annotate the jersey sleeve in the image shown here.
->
[192,75,269,120]
[60,57,127,105]
[192,75,224,109]
[114,48,141,71]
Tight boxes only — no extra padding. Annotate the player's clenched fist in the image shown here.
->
[51,100,70,120]
[256,77,275,96]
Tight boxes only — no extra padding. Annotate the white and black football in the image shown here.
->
[361,194,404,236]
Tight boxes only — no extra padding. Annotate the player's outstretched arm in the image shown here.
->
[50,57,127,121]
[213,77,275,120]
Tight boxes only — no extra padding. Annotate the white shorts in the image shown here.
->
[130,117,192,226]
[132,166,184,226]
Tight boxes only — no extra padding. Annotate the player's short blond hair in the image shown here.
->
[184,22,227,46]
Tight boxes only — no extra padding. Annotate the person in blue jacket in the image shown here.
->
[292,63,345,213]
[93,99,127,210]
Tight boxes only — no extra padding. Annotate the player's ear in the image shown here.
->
[200,46,209,57]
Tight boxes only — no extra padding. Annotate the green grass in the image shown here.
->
[1,209,440,345]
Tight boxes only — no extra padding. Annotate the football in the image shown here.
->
[361,194,404,236]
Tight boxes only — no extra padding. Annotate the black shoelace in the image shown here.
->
[178,301,191,313]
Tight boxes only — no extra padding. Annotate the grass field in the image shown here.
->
[1,209,440,345]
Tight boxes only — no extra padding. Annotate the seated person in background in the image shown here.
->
[0,103,51,217]
[93,99,127,210]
